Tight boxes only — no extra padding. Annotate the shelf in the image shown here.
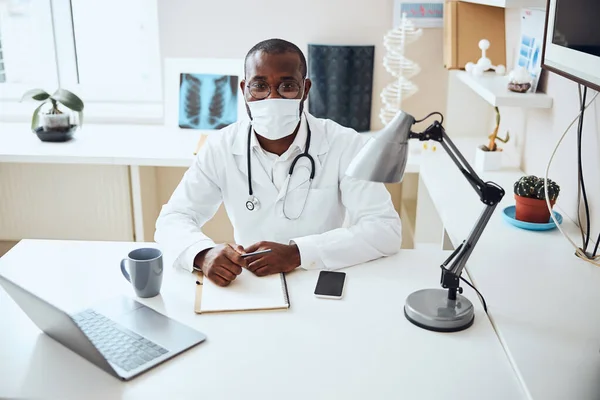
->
[459,0,547,8]
[457,71,553,109]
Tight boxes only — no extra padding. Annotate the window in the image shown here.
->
[0,30,5,83]
[0,0,59,97]
[65,0,162,102]
[0,0,161,105]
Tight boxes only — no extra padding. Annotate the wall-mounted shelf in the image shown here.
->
[459,0,547,8]
[457,71,553,109]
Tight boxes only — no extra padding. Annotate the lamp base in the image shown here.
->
[404,288,474,332]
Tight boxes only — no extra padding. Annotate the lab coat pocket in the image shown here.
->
[287,163,312,193]
[278,185,343,237]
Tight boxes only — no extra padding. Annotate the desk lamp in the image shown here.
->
[346,110,505,332]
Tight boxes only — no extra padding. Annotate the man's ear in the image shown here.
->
[241,80,252,119]
[303,78,312,100]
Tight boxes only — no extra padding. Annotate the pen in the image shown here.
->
[241,249,272,258]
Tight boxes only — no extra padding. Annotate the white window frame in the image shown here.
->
[0,0,59,100]
[53,0,162,104]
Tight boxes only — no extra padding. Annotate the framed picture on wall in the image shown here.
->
[516,9,545,93]
[164,58,247,132]
[393,1,444,28]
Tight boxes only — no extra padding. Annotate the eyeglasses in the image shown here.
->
[247,80,303,100]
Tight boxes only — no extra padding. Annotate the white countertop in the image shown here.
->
[418,138,600,400]
[0,239,524,400]
[0,122,201,167]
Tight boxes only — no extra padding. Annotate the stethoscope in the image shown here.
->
[245,120,316,220]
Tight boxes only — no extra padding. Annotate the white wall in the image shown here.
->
[502,76,600,242]
[446,9,600,253]
[154,0,449,245]
[500,12,600,251]
[4,2,595,253]
[156,0,447,132]
[1,0,445,248]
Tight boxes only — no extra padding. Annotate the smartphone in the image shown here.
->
[314,271,346,299]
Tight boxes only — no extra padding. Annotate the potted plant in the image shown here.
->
[21,88,84,142]
[475,106,510,171]
[507,66,533,93]
[513,175,560,223]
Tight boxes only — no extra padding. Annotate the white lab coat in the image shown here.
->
[154,113,402,272]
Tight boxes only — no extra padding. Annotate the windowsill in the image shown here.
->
[0,101,164,125]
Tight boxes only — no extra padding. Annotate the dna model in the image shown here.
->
[379,12,423,125]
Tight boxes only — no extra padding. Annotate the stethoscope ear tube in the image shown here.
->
[287,151,315,179]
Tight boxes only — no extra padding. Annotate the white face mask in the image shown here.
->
[247,98,302,140]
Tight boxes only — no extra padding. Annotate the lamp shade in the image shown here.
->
[345,110,415,183]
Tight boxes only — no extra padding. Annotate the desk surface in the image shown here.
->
[0,122,422,172]
[0,239,523,400]
[419,139,600,400]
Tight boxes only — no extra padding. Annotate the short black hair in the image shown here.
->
[244,38,307,79]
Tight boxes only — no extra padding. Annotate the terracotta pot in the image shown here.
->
[514,194,555,223]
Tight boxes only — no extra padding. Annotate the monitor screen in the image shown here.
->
[543,0,600,90]
[552,0,600,58]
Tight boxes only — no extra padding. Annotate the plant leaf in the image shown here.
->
[31,102,47,131]
[51,89,84,111]
[21,89,50,102]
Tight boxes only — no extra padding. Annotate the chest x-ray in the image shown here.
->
[178,73,238,130]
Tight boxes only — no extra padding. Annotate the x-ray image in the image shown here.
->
[178,73,238,130]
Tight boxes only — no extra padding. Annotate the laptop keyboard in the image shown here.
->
[72,309,168,372]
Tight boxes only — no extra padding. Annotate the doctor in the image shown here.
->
[155,38,402,286]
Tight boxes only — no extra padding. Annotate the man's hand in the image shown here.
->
[194,244,246,286]
[243,241,301,277]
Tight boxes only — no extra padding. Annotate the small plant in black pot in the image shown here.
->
[21,88,84,142]
[513,175,560,223]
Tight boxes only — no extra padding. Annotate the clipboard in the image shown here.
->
[193,270,290,314]
[193,271,205,312]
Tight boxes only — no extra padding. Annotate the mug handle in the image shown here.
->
[120,259,131,282]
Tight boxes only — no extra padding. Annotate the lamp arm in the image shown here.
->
[411,121,488,197]
[411,120,505,300]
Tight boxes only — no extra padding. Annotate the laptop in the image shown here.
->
[0,274,206,381]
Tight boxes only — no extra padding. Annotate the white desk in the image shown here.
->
[0,240,524,400]
[418,139,600,400]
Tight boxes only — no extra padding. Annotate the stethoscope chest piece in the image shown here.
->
[246,195,260,211]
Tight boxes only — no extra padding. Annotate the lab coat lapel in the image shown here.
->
[231,123,279,197]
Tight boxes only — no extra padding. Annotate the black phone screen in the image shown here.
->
[314,271,346,297]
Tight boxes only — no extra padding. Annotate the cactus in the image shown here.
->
[514,175,560,201]
[533,178,560,201]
